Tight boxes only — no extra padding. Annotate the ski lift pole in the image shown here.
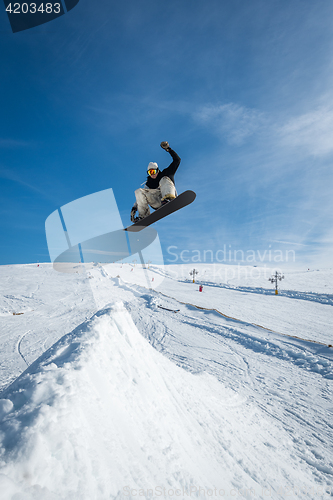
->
[268,271,284,295]
[189,269,199,283]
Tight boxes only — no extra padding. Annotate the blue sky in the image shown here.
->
[1,0,333,268]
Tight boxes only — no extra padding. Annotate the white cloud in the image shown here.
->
[188,98,333,267]
[192,103,266,145]
[278,104,333,156]
[192,98,333,158]
[269,240,309,247]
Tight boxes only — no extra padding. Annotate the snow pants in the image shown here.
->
[135,177,177,218]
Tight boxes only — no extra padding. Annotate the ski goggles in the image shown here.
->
[148,168,159,176]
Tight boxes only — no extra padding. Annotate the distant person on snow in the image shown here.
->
[130,141,181,223]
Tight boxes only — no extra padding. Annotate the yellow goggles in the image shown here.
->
[148,169,158,176]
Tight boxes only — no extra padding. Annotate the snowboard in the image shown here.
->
[125,190,196,233]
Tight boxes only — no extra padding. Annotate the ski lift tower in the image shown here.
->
[190,269,199,283]
[269,271,284,295]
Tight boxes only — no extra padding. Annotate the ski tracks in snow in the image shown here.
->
[16,330,30,367]
[121,281,333,491]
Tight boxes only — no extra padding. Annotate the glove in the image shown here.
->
[160,141,170,151]
[130,205,137,223]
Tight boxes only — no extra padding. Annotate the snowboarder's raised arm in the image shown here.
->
[160,141,181,177]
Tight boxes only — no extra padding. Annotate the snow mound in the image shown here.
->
[0,303,317,499]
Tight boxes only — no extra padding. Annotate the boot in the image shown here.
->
[161,194,176,206]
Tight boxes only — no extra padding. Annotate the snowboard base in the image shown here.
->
[126,190,196,233]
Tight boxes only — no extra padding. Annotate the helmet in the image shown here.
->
[147,162,159,172]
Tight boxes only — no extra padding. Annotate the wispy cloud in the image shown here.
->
[192,103,267,145]
[269,240,309,247]
[191,97,333,158]
[277,104,333,156]
[0,166,53,199]
[183,95,333,266]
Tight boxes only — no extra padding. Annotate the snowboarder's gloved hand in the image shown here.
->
[130,205,137,223]
[160,141,170,151]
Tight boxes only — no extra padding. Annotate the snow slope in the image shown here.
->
[0,263,332,499]
[0,264,97,391]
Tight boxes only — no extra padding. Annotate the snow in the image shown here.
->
[0,262,332,499]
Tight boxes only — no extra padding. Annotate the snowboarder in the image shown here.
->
[130,142,181,222]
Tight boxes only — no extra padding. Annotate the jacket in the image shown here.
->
[145,148,181,189]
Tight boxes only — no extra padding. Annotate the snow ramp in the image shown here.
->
[0,303,316,499]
